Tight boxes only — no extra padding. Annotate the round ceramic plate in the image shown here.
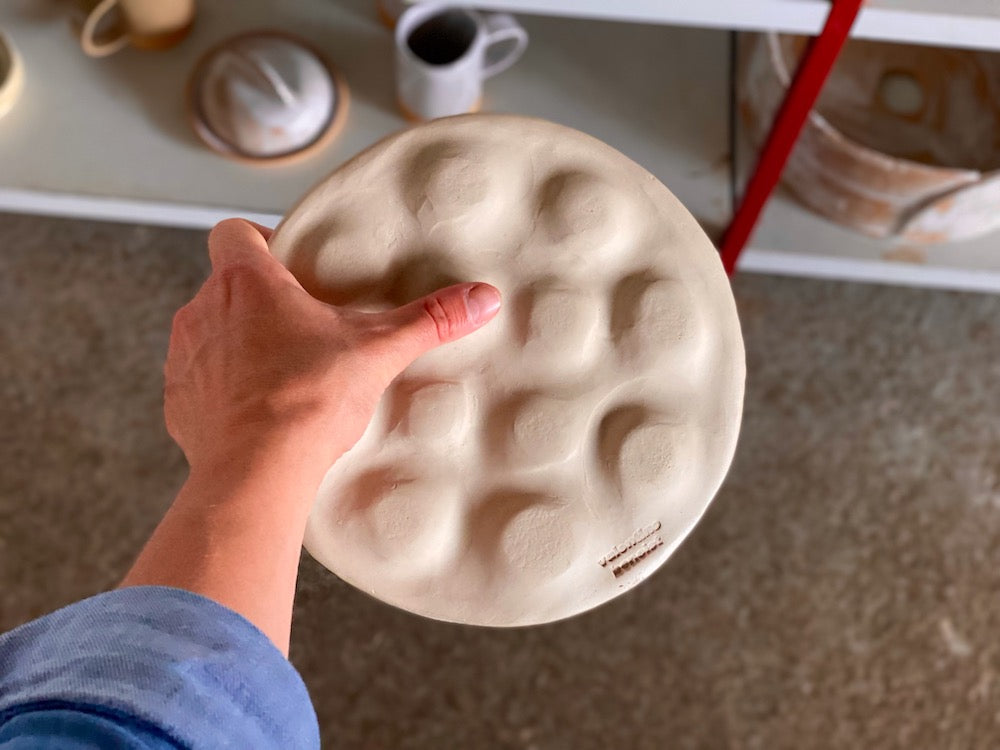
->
[269,115,744,626]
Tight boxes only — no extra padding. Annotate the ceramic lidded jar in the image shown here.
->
[188,31,348,163]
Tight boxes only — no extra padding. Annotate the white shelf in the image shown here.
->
[478,0,1000,52]
[740,193,1000,293]
[7,0,996,292]
[0,0,730,231]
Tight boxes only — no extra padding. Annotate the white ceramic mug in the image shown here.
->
[395,3,528,121]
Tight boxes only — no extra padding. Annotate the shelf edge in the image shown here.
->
[7,189,999,296]
[0,189,283,231]
[739,248,1000,294]
[477,1,1000,52]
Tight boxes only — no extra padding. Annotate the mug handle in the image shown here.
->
[80,0,130,58]
[480,13,528,79]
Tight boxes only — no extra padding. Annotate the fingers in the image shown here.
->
[207,218,306,294]
[244,221,274,241]
[376,282,501,372]
[207,218,276,271]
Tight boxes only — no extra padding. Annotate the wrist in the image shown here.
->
[125,426,323,655]
[183,430,333,514]
[188,429,336,492]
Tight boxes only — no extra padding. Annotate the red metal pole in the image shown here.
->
[720,0,864,275]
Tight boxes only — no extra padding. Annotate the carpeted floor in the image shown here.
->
[1,211,998,749]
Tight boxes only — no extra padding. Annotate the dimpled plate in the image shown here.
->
[269,115,745,626]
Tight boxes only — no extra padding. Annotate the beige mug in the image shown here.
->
[0,31,24,120]
[79,0,195,58]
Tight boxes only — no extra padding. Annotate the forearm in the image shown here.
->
[120,443,325,655]
[138,218,499,656]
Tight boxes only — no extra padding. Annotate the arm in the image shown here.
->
[0,219,499,749]
[119,218,501,654]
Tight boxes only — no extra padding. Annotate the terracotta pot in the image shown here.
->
[740,32,1000,243]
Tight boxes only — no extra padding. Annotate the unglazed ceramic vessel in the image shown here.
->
[270,115,745,626]
[741,32,1000,243]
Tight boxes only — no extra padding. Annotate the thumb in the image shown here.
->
[208,218,273,270]
[376,282,501,371]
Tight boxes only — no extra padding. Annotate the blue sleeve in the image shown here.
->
[0,586,319,749]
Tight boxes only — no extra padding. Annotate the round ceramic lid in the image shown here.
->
[188,32,346,161]
[270,115,745,626]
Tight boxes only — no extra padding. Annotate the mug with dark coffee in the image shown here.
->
[395,3,528,121]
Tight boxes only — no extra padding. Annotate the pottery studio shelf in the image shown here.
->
[729,62,1000,295]
[0,0,730,233]
[3,0,1000,292]
[481,0,1000,53]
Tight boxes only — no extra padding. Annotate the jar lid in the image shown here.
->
[188,31,348,162]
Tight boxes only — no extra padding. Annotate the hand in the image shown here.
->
[164,219,501,483]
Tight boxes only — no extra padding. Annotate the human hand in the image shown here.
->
[164,219,501,483]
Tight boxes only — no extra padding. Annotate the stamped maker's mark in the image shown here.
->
[598,521,664,577]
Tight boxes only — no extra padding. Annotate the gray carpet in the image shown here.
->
[1,211,998,749]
